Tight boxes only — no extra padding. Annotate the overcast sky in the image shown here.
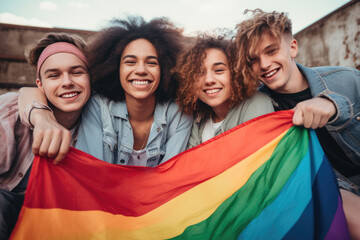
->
[0,0,351,35]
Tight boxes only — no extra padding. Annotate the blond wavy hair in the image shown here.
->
[234,9,293,86]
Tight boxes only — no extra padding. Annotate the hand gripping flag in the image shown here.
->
[11,111,350,239]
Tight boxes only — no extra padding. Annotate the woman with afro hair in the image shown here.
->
[18,16,192,167]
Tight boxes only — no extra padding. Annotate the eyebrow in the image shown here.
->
[123,55,159,61]
[213,62,227,67]
[249,43,278,58]
[264,43,278,51]
[44,65,87,75]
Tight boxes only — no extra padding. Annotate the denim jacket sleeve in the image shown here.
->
[298,64,360,128]
[159,102,193,164]
[320,92,352,126]
[320,68,360,162]
[316,68,360,127]
[75,94,116,163]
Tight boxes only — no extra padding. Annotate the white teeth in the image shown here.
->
[264,69,278,78]
[205,89,221,94]
[132,80,149,85]
[61,92,78,98]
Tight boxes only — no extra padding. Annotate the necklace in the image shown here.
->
[129,117,153,152]
[139,128,150,151]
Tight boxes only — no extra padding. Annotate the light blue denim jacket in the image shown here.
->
[261,63,360,163]
[75,94,193,167]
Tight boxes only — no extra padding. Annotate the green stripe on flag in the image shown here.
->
[169,127,309,240]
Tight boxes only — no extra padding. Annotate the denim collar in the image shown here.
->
[296,63,328,97]
[110,100,169,125]
[259,63,325,97]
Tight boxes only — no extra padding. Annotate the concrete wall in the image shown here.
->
[0,24,95,94]
[295,0,360,70]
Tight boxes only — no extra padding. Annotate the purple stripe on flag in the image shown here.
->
[324,195,350,240]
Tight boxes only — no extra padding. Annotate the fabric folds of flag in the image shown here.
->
[11,110,349,240]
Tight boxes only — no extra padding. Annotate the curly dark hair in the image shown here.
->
[86,16,184,102]
[234,9,293,89]
[26,32,86,67]
[174,35,258,119]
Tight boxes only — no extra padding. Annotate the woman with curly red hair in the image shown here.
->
[174,35,274,148]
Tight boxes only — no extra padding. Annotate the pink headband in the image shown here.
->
[37,42,88,78]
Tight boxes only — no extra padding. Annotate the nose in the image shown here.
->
[203,71,215,85]
[259,55,271,71]
[135,62,148,76]
[61,73,74,87]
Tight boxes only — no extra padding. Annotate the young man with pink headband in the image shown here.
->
[0,32,90,238]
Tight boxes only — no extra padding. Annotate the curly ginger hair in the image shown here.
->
[174,35,258,119]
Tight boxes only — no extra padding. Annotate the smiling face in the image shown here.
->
[196,48,231,120]
[37,52,90,115]
[119,38,161,103]
[250,32,301,93]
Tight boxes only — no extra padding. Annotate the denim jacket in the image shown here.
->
[76,94,193,166]
[261,63,360,163]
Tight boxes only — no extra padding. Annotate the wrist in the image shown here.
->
[318,96,337,124]
[29,105,53,128]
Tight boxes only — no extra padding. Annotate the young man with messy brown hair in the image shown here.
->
[234,9,360,238]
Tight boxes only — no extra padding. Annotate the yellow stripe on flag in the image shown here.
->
[12,129,288,240]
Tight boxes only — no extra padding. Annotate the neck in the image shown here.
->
[52,108,81,130]
[212,102,230,123]
[126,95,156,122]
[126,96,156,151]
[284,62,309,93]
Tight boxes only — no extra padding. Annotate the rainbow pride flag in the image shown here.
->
[11,111,349,239]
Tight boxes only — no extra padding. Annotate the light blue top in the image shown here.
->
[76,94,193,167]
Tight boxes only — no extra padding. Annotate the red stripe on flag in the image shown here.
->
[25,110,294,216]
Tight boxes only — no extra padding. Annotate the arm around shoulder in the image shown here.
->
[17,87,71,164]
[18,87,50,126]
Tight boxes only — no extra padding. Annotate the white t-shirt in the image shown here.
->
[201,118,224,143]
[127,149,148,166]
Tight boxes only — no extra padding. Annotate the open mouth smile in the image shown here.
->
[130,80,151,85]
[204,88,221,94]
[263,68,279,78]
[60,92,80,98]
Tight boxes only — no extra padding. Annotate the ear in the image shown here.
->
[290,39,298,58]
[36,79,45,94]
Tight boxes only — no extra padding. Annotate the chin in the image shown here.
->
[58,105,84,114]
[132,93,155,101]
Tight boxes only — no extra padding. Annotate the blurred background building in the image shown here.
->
[0,25,94,94]
[295,0,359,70]
[0,0,359,94]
